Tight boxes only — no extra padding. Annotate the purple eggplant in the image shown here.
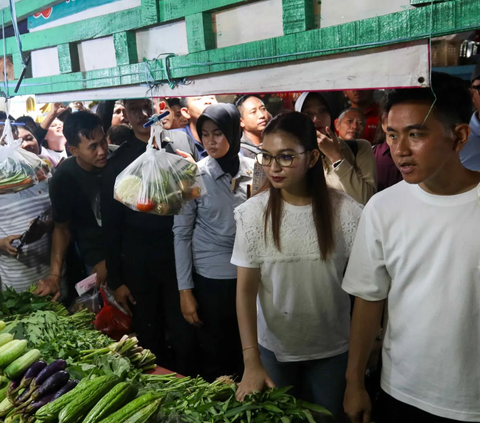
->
[52,379,78,400]
[6,378,22,403]
[25,392,57,414]
[8,361,48,397]
[32,371,69,400]
[34,360,67,386]
[14,385,34,405]
[9,378,21,391]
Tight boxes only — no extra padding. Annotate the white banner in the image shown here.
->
[37,40,430,102]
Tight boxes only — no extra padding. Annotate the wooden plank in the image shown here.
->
[141,0,159,25]
[160,0,262,21]
[9,0,480,96]
[113,32,138,65]
[186,12,215,53]
[2,0,64,26]
[0,8,143,56]
[57,43,80,74]
[282,0,314,35]
[410,0,453,5]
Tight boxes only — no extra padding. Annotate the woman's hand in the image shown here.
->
[236,351,275,401]
[317,126,343,164]
[0,235,21,256]
[180,289,203,327]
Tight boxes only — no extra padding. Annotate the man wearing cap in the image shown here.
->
[460,63,480,171]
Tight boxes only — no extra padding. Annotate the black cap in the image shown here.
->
[472,62,480,82]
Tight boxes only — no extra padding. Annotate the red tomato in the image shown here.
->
[137,199,155,212]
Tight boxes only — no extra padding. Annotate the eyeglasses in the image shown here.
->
[255,151,307,167]
[471,85,480,94]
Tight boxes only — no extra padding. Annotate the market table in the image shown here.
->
[151,366,183,378]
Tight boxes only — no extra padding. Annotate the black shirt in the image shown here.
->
[101,130,199,290]
[49,157,104,267]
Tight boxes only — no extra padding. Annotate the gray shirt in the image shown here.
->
[173,154,254,290]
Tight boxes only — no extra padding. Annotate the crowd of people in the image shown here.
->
[0,65,480,423]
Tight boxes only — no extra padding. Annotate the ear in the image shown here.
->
[453,123,471,152]
[240,117,245,129]
[181,107,191,120]
[68,145,77,156]
[309,149,320,168]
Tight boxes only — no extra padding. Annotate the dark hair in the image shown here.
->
[179,97,188,108]
[234,94,262,108]
[384,72,472,126]
[16,115,36,128]
[106,124,132,146]
[166,98,181,108]
[63,111,104,147]
[261,112,334,260]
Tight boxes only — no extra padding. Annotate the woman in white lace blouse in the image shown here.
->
[231,112,363,417]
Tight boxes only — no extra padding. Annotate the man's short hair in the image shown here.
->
[233,94,262,110]
[384,72,472,126]
[106,124,132,146]
[166,98,181,108]
[63,111,103,147]
[337,108,366,124]
[179,97,188,108]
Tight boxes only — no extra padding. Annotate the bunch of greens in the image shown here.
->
[80,335,157,372]
[4,310,111,364]
[0,286,67,318]
[141,374,334,423]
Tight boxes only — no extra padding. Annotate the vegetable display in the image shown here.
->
[0,286,334,423]
[114,127,206,216]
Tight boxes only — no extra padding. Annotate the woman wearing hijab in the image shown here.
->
[295,92,377,205]
[173,103,254,381]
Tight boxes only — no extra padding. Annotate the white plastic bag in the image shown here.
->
[0,119,49,194]
[114,125,206,215]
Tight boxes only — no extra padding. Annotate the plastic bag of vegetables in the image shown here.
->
[0,119,49,195]
[114,126,206,215]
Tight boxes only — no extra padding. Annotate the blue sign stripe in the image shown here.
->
[27,0,122,30]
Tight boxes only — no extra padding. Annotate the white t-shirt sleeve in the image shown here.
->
[231,207,261,268]
[342,201,391,300]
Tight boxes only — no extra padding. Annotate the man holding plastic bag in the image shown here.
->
[101,98,202,375]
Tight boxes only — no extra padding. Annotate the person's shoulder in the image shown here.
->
[330,189,363,215]
[235,190,268,216]
[197,156,214,173]
[364,180,409,212]
[51,157,76,178]
[163,129,190,143]
[106,139,133,164]
[239,154,255,171]
[355,139,374,151]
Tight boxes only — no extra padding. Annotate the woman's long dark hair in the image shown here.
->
[260,112,334,260]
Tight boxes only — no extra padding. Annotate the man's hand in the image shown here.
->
[236,355,275,401]
[180,290,203,327]
[35,275,61,302]
[344,384,372,423]
[176,149,196,164]
[317,126,343,164]
[0,235,21,256]
[49,103,68,118]
[114,285,136,316]
[91,260,107,287]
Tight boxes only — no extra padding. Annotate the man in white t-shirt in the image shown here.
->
[343,72,480,423]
